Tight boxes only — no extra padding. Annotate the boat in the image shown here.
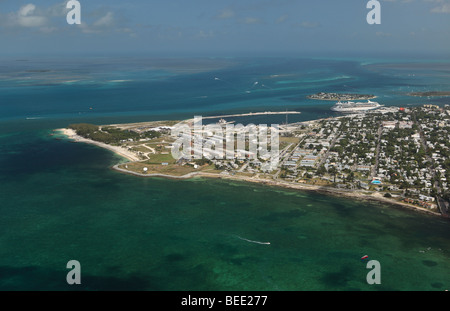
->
[218,118,235,125]
[331,100,381,113]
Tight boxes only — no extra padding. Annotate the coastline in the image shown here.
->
[56,128,141,162]
[114,163,442,218]
[58,128,443,218]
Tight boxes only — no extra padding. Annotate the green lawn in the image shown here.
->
[144,153,177,165]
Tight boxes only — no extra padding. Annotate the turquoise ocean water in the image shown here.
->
[0,57,449,290]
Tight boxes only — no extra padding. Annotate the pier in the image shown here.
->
[201,111,301,120]
[182,111,301,125]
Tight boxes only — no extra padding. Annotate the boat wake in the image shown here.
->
[235,235,271,245]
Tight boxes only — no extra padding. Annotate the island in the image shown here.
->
[408,91,450,97]
[57,106,450,219]
[307,92,376,101]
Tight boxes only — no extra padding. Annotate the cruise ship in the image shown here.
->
[331,100,381,113]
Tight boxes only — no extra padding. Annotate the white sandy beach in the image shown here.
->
[57,128,140,162]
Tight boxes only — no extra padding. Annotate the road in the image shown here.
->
[370,124,383,179]
[317,132,340,168]
[273,143,295,179]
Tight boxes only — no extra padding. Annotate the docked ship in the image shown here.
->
[331,100,381,113]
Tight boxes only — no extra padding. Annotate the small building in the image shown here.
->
[283,161,297,167]
[382,121,397,129]
[300,160,316,167]
[359,181,370,190]
[356,165,371,171]
[419,194,435,202]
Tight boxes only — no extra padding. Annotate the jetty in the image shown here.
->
[201,111,300,120]
[181,111,301,125]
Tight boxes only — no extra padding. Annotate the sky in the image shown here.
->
[0,0,449,57]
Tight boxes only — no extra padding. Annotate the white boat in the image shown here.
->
[331,100,381,113]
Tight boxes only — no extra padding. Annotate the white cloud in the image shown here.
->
[431,3,450,12]
[79,11,137,37]
[0,2,136,37]
[20,4,37,17]
[47,1,70,17]
[0,2,66,33]
[93,12,114,27]
[217,8,235,19]
[12,4,48,28]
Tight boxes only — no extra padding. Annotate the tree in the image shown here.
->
[328,166,338,183]
[317,165,326,176]
[194,159,211,166]
[346,171,355,182]
[399,181,409,190]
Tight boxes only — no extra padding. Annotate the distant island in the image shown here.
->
[408,91,450,97]
[307,92,376,101]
